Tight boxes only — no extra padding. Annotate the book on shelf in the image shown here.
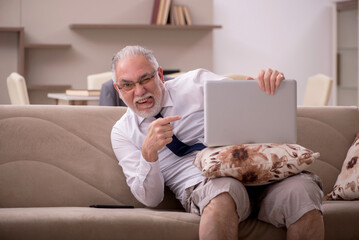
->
[170,5,178,25]
[65,89,101,97]
[177,5,186,25]
[169,4,192,26]
[151,0,193,26]
[182,6,192,26]
[151,0,161,24]
[156,0,165,24]
[171,5,182,25]
[161,0,172,25]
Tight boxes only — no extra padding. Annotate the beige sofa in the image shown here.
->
[0,105,358,240]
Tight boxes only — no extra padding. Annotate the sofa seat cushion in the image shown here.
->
[0,207,287,240]
[0,207,288,240]
[322,200,359,240]
[0,207,200,240]
[1,203,358,240]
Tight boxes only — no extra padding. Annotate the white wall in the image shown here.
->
[0,0,214,104]
[2,0,353,105]
[213,0,336,105]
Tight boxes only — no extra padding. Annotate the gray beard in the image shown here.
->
[121,93,163,119]
[134,98,162,118]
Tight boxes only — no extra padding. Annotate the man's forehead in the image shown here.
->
[116,56,153,81]
[117,55,150,69]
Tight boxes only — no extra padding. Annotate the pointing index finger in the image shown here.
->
[158,115,182,124]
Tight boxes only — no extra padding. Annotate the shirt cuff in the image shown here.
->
[137,154,161,180]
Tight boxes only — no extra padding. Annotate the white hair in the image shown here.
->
[111,45,159,83]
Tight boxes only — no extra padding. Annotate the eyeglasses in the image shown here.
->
[114,69,158,92]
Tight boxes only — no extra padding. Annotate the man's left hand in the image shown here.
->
[247,68,285,95]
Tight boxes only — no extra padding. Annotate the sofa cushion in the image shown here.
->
[0,207,200,240]
[325,133,359,200]
[322,200,359,239]
[0,207,290,240]
[193,144,318,185]
[297,106,359,194]
[0,105,140,208]
[1,204,358,240]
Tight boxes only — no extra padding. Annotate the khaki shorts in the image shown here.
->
[184,171,323,228]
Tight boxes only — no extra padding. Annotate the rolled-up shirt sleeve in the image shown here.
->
[111,121,165,207]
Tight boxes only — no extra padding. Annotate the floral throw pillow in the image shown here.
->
[325,133,359,200]
[193,143,319,186]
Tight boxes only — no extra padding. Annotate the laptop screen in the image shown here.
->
[204,79,297,147]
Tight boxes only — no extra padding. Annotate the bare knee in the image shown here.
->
[294,209,323,226]
[203,192,237,215]
[207,192,235,206]
[287,209,324,240]
[200,193,239,240]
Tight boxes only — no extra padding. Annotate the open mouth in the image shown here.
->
[137,97,151,104]
[136,96,154,108]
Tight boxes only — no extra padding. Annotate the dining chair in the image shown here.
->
[6,72,30,105]
[223,73,250,80]
[87,72,112,90]
[302,74,333,106]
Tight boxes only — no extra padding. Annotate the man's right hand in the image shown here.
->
[142,115,181,162]
[247,68,285,95]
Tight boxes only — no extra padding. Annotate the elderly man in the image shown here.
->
[111,45,324,240]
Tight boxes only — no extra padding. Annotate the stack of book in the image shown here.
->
[65,89,101,97]
[151,0,192,26]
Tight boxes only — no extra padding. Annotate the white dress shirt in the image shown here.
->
[111,69,227,207]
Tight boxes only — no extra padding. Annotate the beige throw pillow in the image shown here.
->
[193,143,319,186]
[325,133,359,200]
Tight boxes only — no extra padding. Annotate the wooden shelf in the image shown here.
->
[27,84,71,91]
[0,27,24,32]
[0,27,71,75]
[70,23,222,30]
[25,44,71,49]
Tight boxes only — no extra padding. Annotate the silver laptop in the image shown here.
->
[204,79,297,147]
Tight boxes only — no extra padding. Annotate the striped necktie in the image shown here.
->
[154,112,206,157]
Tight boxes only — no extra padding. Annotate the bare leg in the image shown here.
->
[287,209,324,240]
[199,193,239,240]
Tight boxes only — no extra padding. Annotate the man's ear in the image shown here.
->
[158,67,165,83]
[113,82,123,99]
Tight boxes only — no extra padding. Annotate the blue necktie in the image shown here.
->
[154,112,206,157]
